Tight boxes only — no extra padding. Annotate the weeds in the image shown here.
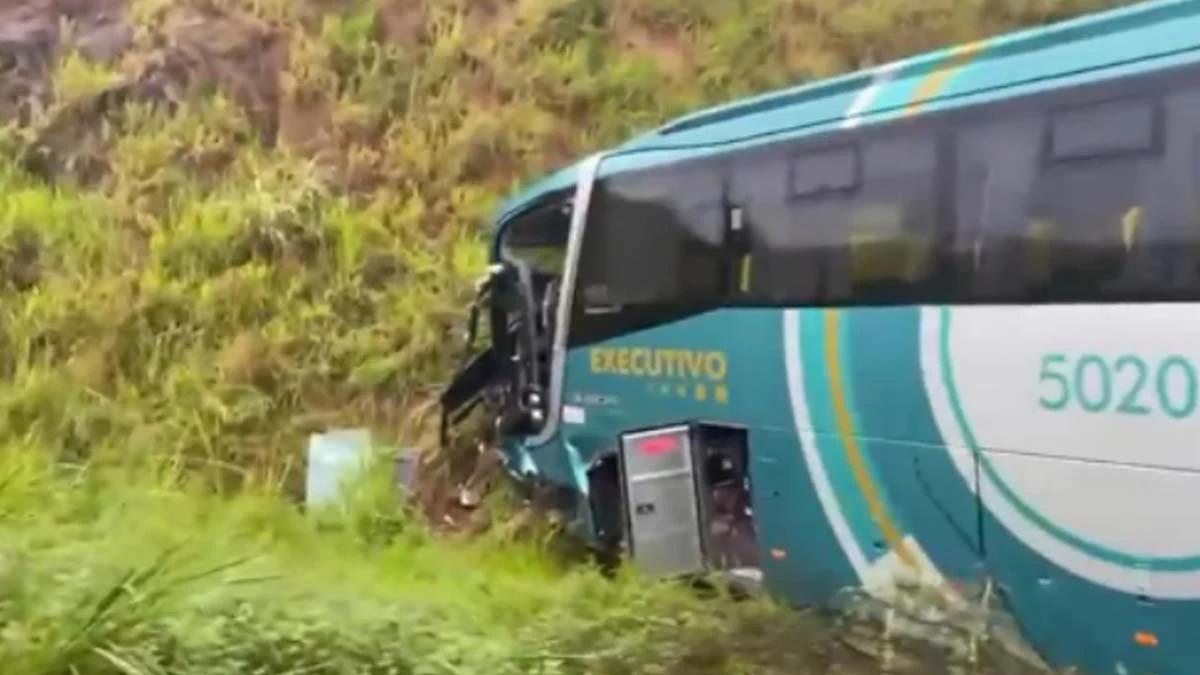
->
[0,443,844,675]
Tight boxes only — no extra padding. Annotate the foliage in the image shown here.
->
[0,443,851,675]
[0,0,1130,490]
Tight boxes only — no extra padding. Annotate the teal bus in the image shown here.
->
[440,1,1200,672]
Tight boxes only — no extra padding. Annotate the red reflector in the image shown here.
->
[1135,631,1159,647]
[638,436,679,456]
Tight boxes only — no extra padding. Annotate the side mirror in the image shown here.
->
[474,263,506,293]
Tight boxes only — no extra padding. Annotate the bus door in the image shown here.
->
[440,194,573,445]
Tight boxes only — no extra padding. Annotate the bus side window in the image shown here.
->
[961,97,1174,303]
[843,135,941,303]
[576,162,726,309]
[728,146,819,303]
[1025,98,1159,301]
[570,159,729,344]
[1025,159,1150,300]
[1127,85,1200,298]
[738,134,942,305]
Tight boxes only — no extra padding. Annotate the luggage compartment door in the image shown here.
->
[619,424,705,577]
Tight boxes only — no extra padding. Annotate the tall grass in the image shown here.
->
[0,442,849,675]
[0,0,1131,494]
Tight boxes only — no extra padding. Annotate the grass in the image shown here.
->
[0,0,1137,672]
[0,442,851,675]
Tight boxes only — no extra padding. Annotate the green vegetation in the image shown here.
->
[0,0,1128,488]
[2,441,864,672]
[0,445,854,674]
[0,0,1131,672]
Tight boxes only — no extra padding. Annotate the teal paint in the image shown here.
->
[493,305,1200,675]
[797,312,887,567]
[843,307,984,578]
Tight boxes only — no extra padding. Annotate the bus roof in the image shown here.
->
[491,0,1200,232]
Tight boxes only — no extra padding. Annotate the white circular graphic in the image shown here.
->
[920,304,1200,599]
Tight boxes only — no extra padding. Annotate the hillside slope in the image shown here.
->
[0,0,1128,498]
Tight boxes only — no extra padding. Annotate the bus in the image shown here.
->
[440,1,1200,672]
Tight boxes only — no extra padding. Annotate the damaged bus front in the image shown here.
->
[439,159,600,518]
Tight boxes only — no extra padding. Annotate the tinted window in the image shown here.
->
[500,198,571,276]
[955,95,1196,302]
[790,146,858,197]
[565,82,1200,346]
[735,133,943,305]
[1025,157,1152,299]
[570,159,728,344]
[955,116,1039,300]
[1133,86,1200,297]
[576,161,725,310]
[1050,98,1156,161]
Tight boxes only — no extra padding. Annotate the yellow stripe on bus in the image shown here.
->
[904,40,987,117]
[822,309,917,569]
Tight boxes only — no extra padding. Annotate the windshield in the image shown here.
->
[498,199,571,277]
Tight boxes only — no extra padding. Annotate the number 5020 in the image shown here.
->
[1038,353,1199,419]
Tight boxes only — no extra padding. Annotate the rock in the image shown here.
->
[76,20,132,62]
